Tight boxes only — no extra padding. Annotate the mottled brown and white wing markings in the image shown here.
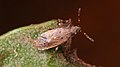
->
[34,26,80,50]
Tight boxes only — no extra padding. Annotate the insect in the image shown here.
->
[33,8,94,51]
[34,19,80,50]
[33,8,95,66]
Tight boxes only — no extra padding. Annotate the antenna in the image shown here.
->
[78,8,94,42]
[78,8,81,22]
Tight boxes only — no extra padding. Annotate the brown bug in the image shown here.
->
[33,8,94,51]
[34,18,80,50]
[33,8,95,66]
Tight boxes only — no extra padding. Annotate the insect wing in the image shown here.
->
[34,28,71,50]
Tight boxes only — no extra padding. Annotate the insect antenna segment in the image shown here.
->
[78,8,94,42]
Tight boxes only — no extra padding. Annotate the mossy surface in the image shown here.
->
[0,19,88,67]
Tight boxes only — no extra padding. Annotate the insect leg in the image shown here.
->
[83,32,94,42]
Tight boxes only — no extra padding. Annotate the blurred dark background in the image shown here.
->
[0,0,120,67]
